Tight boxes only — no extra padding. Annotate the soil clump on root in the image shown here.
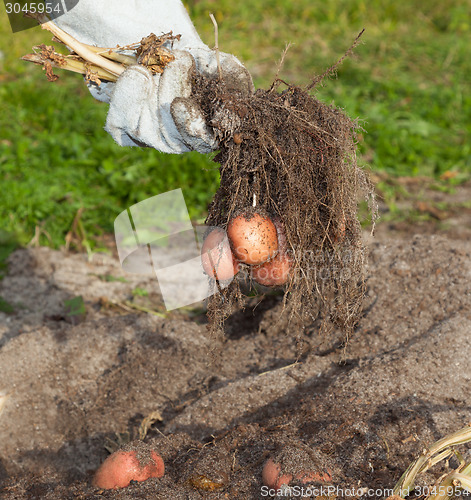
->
[193,44,378,345]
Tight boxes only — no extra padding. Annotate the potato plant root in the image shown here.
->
[192,43,377,345]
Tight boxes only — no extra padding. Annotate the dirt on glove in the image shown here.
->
[192,33,377,346]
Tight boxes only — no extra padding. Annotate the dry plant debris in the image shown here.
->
[390,423,471,499]
[22,12,180,83]
[134,33,180,73]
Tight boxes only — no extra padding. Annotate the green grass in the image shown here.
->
[188,0,471,177]
[0,54,219,249]
[132,287,149,297]
[0,296,15,314]
[0,0,470,256]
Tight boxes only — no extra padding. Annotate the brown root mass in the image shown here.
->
[193,68,378,344]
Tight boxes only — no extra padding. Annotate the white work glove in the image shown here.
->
[45,0,253,153]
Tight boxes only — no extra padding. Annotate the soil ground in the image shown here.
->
[1,181,471,499]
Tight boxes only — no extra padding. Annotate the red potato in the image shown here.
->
[272,216,288,251]
[227,212,278,265]
[201,228,240,281]
[252,216,292,286]
[262,458,332,490]
[252,252,292,286]
[262,458,293,490]
[295,469,332,483]
[93,450,164,490]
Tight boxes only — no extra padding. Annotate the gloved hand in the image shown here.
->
[45,0,253,153]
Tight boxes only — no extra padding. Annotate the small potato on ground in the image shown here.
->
[93,449,164,490]
[262,458,332,489]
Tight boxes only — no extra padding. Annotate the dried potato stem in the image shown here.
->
[28,12,124,77]
[81,44,138,66]
[22,53,118,81]
[209,13,222,81]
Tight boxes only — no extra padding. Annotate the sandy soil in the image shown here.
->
[1,183,470,499]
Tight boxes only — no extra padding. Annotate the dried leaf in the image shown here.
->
[44,61,59,82]
[136,32,180,73]
[85,66,102,86]
[139,410,163,440]
[189,475,225,491]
